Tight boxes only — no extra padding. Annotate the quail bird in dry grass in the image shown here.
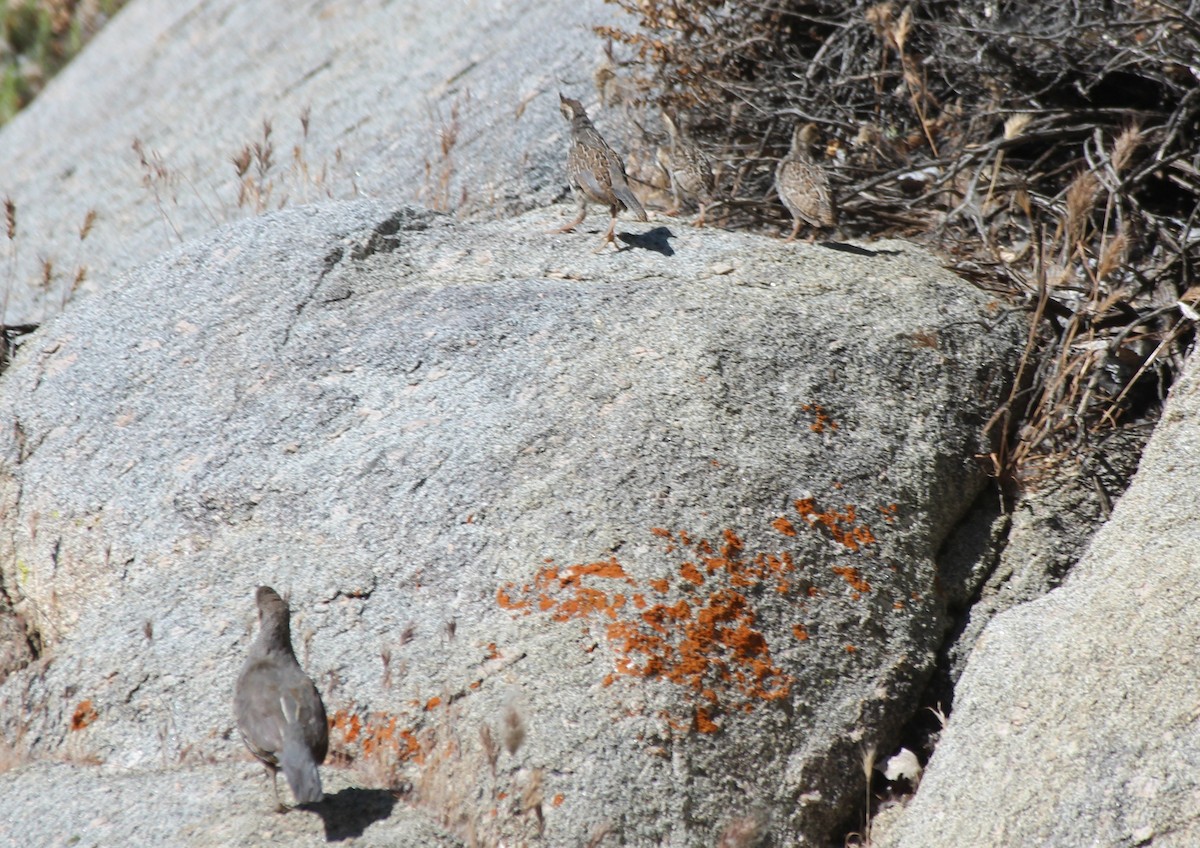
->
[234,586,328,809]
[550,93,647,252]
[776,122,837,242]
[656,109,715,226]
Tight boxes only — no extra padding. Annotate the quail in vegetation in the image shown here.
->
[234,586,328,809]
[656,109,715,226]
[775,122,837,242]
[550,93,647,252]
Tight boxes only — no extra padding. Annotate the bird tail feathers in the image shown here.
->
[280,727,323,804]
[608,165,648,221]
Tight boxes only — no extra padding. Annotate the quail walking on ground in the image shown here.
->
[775,122,837,242]
[550,93,647,252]
[234,586,328,809]
[656,109,715,226]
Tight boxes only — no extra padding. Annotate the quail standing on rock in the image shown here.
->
[234,586,328,809]
[776,122,837,242]
[550,93,647,252]
[656,109,715,226]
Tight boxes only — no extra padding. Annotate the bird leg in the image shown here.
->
[694,201,708,228]
[268,766,288,813]
[593,211,618,253]
[784,219,802,243]
[548,195,587,234]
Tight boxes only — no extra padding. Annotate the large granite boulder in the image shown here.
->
[0,200,1024,845]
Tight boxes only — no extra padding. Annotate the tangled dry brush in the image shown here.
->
[598,0,1200,491]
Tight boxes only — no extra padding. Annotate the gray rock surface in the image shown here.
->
[879,354,1200,847]
[0,0,630,326]
[0,761,461,847]
[0,199,1025,845]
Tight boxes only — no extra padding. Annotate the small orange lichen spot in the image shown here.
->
[893,601,905,610]
[772,516,797,537]
[679,561,704,586]
[807,586,821,598]
[552,793,565,807]
[694,707,720,734]
[496,585,527,612]
[543,557,554,563]
[832,565,872,594]
[632,593,647,609]
[470,680,482,689]
[602,673,616,687]
[845,644,857,653]
[399,728,423,764]
[792,624,809,641]
[571,558,633,582]
[497,791,508,800]
[485,642,501,660]
[650,527,673,539]
[648,578,670,594]
[425,696,442,711]
[911,591,922,601]
[70,699,97,731]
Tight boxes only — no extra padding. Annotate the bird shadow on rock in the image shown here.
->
[617,226,675,256]
[307,787,399,842]
[818,240,901,257]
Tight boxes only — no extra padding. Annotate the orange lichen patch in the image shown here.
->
[879,503,899,524]
[845,644,858,653]
[424,696,442,711]
[484,642,501,660]
[500,558,638,623]
[329,709,362,744]
[802,403,839,432]
[330,710,426,767]
[694,707,720,734]
[832,565,872,594]
[792,624,809,641]
[496,585,529,613]
[793,498,878,552]
[552,793,565,807]
[361,714,398,758]
[70,699,97,731]
[893,601,905,610]
[772,516,797,536]
[499,517,838,730]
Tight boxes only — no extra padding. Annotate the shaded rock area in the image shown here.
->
[877,354,1200,847]
[0,200,1025,845]
[0,0,626,325]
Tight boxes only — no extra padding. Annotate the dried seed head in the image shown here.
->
[717,813,767,848]
[1003,113,1033,141]
[502,703,525,756]
[479,723,499,772]
[79,209,97,241]
[1112,123,1143,175]
[4,197,15,240]
[894,5,914,52]
[1065,169,1100,243]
